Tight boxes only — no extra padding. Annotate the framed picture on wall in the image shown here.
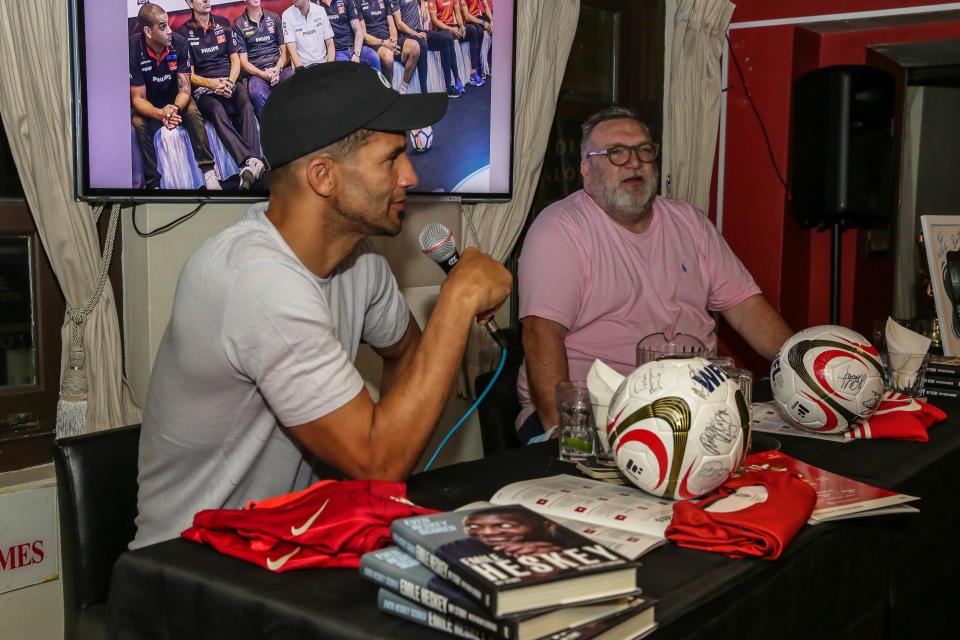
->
[920,215,960,355]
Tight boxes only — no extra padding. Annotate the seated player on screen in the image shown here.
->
[457,0,488,86]
[515,106,794,444]
[392,0,462,98]
[355,0,420,94]
[318,0,381,71]
[178,0,264,189]
[427,0,467,94]
[233,0,293,120]
[282,0,336,69]
[129,4,220,191]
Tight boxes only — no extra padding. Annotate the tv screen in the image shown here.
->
[71,0,514,202]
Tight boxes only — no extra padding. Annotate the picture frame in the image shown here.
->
[920,215,960,355]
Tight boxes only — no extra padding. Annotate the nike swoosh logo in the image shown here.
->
[290,498,329,536]
[266,546,302,571]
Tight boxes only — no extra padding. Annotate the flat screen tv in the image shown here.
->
[71,0,515,202]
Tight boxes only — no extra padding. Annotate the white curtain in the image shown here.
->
[664,0,735,212]
[0,1,141,434]
[458,0,580,395]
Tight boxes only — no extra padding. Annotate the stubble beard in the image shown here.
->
[589,166,659,225]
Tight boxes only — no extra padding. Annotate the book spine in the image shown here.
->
[924,375,960,388]
[925,366,960,377]
[378,588,493,640]
[391,525,491,608]
[359,552,505,636]
[924,386,960,398]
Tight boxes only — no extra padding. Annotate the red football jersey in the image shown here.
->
[459,0,485,18]
[665,470,816,560]
[182,479,437,571]
[428,0,458,25]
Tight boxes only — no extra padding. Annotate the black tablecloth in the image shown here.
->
[108,398,960,640]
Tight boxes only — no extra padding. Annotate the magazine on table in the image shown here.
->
[750,402,852,443]
[477,474,673,560]
[741,450,919,523]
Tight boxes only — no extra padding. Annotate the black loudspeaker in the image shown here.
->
[789,65,895,228]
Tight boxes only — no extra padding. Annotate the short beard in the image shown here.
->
[589,166,659,222]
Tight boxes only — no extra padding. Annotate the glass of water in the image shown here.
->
[555,381,595,462]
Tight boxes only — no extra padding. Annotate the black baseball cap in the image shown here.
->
[260,62,448,169]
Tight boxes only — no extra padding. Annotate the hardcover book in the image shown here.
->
[378,588,492,640]
[924,386,960,399]
[544,598,657,640]
[742,450,919,523]
[390,505,639,617]
[927,355,960,376]
[924,375,960,389]
[361,546,642,640]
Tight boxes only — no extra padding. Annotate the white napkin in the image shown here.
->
[586,359,626,450]
[885,317,931,388]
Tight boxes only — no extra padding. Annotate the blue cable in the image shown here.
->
[422,347,508,472]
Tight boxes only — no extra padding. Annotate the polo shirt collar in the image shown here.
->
[141,34,169,63]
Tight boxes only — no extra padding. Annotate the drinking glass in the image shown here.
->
[555,381,596,462]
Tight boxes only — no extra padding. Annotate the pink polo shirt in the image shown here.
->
[516,191,761,427]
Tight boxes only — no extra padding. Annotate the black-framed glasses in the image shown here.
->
[587,142,661,166]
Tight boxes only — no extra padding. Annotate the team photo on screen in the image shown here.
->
[85,0,509,198]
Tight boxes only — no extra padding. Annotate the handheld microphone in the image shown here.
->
[419,223,509,351]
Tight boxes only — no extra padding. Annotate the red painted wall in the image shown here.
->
[730,0,960,23]
[717,0,960,375]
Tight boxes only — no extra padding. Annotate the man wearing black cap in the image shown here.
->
[132,62,511,549]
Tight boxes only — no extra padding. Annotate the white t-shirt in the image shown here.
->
[132,203,410,548]
[282,3,335,66]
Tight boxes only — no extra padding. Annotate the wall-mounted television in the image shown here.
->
[71,0,515,203]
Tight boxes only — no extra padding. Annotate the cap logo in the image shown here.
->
[376,71,391,88]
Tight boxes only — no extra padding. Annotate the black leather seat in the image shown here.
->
[54,424,141,640]
[475,331,524,456]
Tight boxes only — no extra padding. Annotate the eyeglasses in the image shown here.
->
[586,142,660,166]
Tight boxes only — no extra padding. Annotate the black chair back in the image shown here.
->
[54,424,141,640]
[475,333,524,455]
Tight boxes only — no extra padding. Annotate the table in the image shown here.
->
[108,398,960,639]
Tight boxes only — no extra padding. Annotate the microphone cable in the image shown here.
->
[422,346,507,472]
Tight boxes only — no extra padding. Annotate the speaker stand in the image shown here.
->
[830,222,843,325]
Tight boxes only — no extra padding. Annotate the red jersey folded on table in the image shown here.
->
[842,392,947,442]
[665,470,816,560]
[182,479,437,571]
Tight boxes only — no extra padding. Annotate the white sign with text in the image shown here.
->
[0,485,59,594]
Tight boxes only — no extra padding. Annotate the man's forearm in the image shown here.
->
[352,21,365,53]
[721,293,794,361]
[132,96,164,121]
[240,56,267,79]
[522,317,570,429]
[228,54,241,83]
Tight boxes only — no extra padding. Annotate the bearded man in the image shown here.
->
[514,106,792,443]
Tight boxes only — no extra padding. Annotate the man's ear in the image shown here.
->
[305,156,336,198]
[580,159,590,187]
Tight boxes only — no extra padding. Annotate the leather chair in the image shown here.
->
[54,424,141,640]
[474,330,525,456]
